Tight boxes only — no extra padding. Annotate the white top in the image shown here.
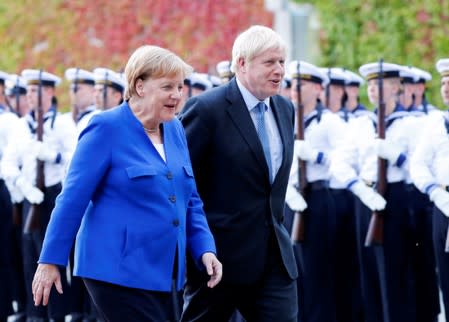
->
[331,111,412,187]
[0,110,20,178]
[1,109,77,188]
[154,143,166,162]
[285,109,346,209]
[410,111,449,193]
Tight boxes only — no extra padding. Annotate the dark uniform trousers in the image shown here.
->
[10,201,27,316]
[355,182,415,322]
[295,183,337,322]
[0,180,13,321]
[433,206,449,322]
[330,188,364,322]
[406,184,440,322]
[22,183,69,321]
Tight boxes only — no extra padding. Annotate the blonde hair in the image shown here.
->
[231,25,286,73]
[124,45,193,100]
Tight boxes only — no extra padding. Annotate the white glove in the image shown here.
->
[15,176,44,205]
[285,189,308,212]
[33,141,58,163]
[430,187,449,217]
[374,138,403,164]
[351,181,386,211]
[8,185,24,203]
[294,140,320,163]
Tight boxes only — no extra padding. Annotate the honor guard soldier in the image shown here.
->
[410,67,437,114]
[1,69,77,322]
[398,65,441,322]
[93,67,124,111]
[339,68,377,122]
[189,72,213,96]
[399,66,420,112]
[2,74,29,322]
[0,71,10,111]
[65,68,97,134]
[5,75,30,117]
[321,66,365,322]
[332,62,416,322]
[216,60,234,84]
[207,74,222,88]
[286,60,346,322]
[410,58,449,322]
[280,73,292,100]
[179,73,195,113]
[319,67,347,114]
[0,71,22,322]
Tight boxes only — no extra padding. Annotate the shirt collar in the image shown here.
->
[236,78,270,112]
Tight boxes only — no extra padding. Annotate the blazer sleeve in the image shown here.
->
[39,115,113,266]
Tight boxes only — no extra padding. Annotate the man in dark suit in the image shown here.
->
[180,25,298,322]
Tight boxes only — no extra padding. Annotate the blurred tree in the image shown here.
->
[294,0,449,108]
[0,0,272,110]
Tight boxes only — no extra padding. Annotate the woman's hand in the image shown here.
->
[32,263,63,306]
[201,252,223,288]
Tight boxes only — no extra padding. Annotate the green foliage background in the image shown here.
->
[294,0,449,108]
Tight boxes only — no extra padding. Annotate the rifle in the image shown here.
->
[445,226,449,252]
[12,202,23,227]
[325,68,331,109]
[365,59,386,246]
[291,62,308,243]
[24,70,45,234]
[103,71,108,110]
[12,78,23,228]
[71,68,80,122]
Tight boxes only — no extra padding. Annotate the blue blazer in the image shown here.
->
[39,102,216,291]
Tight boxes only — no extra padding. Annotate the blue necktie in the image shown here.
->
[255,102,273,182]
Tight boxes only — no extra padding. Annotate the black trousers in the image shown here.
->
[356,182,415,322]
[406,185,439,322]
[432,206,449,322]
[83,278,181,322]
[22,183,69,320]
[181,232,297,322]
[295,186,337,322]
[330,189,363,322]
[0,180,13,320]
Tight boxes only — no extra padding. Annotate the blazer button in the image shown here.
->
[166,172,173,180]
[172,219,180,227]
[169,195,176,203]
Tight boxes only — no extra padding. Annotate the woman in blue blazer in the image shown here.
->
[31,45,222,321]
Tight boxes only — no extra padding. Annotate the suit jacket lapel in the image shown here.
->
[225,79,270,178]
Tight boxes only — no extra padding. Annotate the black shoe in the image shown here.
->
[70,313,84,322]
[25,317,47,322]
[9,312,27,322]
